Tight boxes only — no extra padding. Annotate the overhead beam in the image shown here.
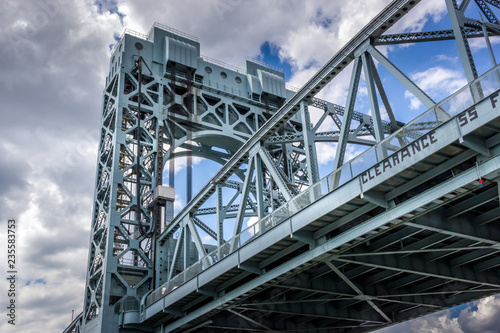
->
[460,134,491,156]
[227,309,273,331]
[233,302,385,324]
[444,186,498,219]
[476,0,499,24]
[375,27,489,45]
[361,190,389,208]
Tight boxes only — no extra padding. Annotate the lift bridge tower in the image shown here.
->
[66,0,500,332]
[79,23,300,332]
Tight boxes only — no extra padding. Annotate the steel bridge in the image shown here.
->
[65,0,500,332]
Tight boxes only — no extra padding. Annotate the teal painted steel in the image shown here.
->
[65,0,500,332]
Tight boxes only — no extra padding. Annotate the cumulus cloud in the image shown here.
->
[457,296,500,333]
[469,35,500,51]
[379,296,500,333]
[381,310,462,333]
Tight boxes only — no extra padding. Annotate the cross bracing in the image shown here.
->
[64,0,500,332]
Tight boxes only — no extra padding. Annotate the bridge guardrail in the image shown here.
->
[145,63,500,308]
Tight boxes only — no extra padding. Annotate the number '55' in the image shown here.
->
[458,109,478,127]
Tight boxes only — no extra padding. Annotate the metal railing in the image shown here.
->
[201,55,245,74]
[145,64,500,308]
[148,22,199,42]
[110,28,150,54]
[111,22,198,55]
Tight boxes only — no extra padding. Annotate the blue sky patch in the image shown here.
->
[448,301,479,319]
[95,0,126,25]
[25,278,46,286]
[258,41,293,81]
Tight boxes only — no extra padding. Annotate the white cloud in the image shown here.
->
[315,142,366,165]
[404,66,467,110]
[316,142,337,165]
[435,54,460,63]
[173,194,185,211]
[389,0,447,33]
[469,35,500,51]
[379,296,500,333]
[380,310,462,333]
[172,154,203,175]
[457,296,500,332]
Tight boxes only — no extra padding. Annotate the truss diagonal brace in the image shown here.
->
[333,57,363,174]
[192,216,219,241]
[485,0,500,10]
[325,261,392,323]
[367,46,439,111]
[168,226,184,281]
[227,309,272,331]
[187,218,211,269]
[362,51,388,159]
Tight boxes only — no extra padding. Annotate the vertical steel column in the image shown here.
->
[254,154,266,219]
[83,44,160,333]
[183,216,191,270]
[481,18,500,83]
[136,58,143,235]
[216,184,224,247]
[300,100,320,185]
[362,52,387,159]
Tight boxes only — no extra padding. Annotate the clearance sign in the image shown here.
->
[359,91,500,190]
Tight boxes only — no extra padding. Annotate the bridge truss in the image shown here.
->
[65,0,500,332]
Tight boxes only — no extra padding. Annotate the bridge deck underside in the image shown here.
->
[144,116,500,333]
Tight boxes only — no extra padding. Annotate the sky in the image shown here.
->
[1,0,500,332]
